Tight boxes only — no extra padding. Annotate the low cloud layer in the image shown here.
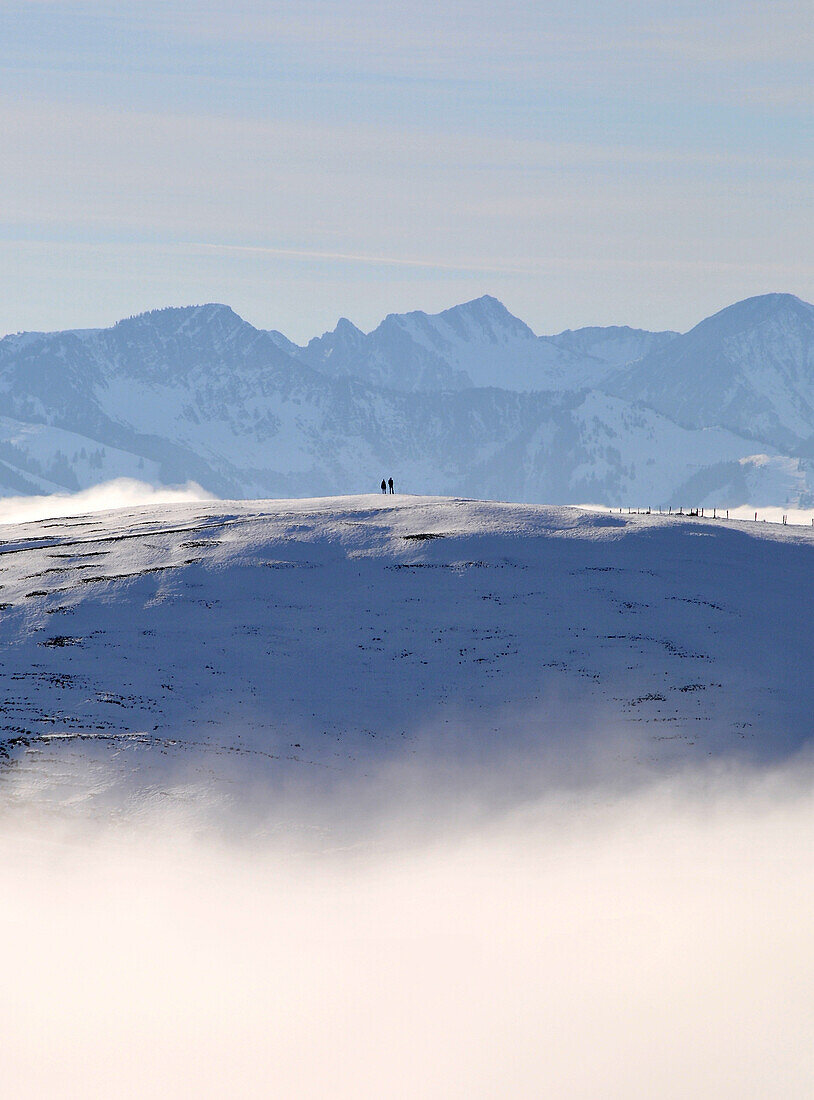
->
[0,478,214,525]
[1,759,811,1099]
[724,503,814,526]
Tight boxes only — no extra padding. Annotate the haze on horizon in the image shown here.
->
[2,0,812,341]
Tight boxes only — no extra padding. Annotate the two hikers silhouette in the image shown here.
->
[380,477,395,494]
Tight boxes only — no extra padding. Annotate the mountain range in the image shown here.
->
[0,292,812,507]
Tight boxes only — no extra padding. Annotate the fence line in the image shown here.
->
[615,506,813,527]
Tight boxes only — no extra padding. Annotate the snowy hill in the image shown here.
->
[1,494,810,807]
[609,294,814,451]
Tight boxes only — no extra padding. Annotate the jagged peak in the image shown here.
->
[374,295,535,340]
[439,294,531,328]
[305,317,366,358]
[333,317,365,339]
[443,293,506,314]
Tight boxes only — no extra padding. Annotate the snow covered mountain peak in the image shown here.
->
[333,317,366,338]
[324,316,367,355]
[303,296,580,391]
[434,294,537,340]
[609,292,814,450]
[109,302,259,350]
[377,294,536,347]
[301,316,368,376]
[113,302,238,328]
[296,296,681,393]
[700,292,812,330]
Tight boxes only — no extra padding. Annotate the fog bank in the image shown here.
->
[2,762,812,1099]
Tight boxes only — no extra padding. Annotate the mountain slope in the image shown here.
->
[0,353,787,507]
[607,294,814,451]
[0,304,343,495]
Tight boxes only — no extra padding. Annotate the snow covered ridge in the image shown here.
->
[0,293,811,506]
[1,494,811,811]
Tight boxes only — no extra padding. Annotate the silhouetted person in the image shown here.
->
[381,478,387,494]
[388,477,394,494]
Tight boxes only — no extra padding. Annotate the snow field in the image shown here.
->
[0,493,811,812]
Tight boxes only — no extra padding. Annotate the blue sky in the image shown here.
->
[2,0,812,340]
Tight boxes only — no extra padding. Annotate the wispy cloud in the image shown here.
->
[2,1,812,336]
[190,242,538,276]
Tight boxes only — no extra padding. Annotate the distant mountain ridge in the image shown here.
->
[548,325,679,369]
[294,295,678,393]
[0,292,811,508]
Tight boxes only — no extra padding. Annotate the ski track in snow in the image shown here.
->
[0,494,811,809]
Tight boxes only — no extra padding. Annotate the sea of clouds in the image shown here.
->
[1,753,812,1099]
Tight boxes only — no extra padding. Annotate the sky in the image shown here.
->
[1,0,812,341]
